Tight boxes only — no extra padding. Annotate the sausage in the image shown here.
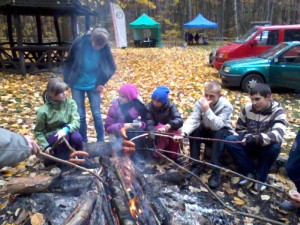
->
[122,146,136,154]
[70,151,89,159]
[120,127,128,139]
[122,140,136,147]
[69,158,85,164]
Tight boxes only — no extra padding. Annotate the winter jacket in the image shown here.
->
[0,128,31,168]
[236,99,286,146]
[105,99,147,134]
[63,34,116,88]
[146,101,183,131]
[34,97,80,150]
[181,96,234,135]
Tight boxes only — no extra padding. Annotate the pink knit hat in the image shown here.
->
[119,84,139,101]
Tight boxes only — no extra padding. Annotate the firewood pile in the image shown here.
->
[0,141,234,225]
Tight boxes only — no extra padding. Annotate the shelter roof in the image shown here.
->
[0,0,96,16]
[129,13,160,28]
[183,13,217,28]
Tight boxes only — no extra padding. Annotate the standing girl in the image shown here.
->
[34,78,83,163]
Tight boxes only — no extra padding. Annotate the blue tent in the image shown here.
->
[183,13,217,28]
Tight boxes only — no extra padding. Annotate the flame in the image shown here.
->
[129,197,138,218]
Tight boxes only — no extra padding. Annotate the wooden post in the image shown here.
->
[7,13,17,59]
[71,15,77,40]
[54,15,62,45]
[36,14,43,45]
[14,15,26,75]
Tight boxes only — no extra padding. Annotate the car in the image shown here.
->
[219,41,300,92]
[209,49,216,66]
[213,24,300,70]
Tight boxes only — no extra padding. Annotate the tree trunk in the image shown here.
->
[233,0,239,37]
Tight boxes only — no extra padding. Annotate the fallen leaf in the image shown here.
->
[200,186,208,192]
[233,197,245,206]
[231,176,240,184]
[237,190,247,198]
[216,191,225,198]
[30,212,45,225]
[225,187,236,195]
[261,195,270,201]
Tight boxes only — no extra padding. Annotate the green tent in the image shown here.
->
[128,13,162,47]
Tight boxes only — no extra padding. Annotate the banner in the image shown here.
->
[110,3,127,48]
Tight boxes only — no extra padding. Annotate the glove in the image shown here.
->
[245,135,258,145]
[122,140,136,154]
[149,131,156,141]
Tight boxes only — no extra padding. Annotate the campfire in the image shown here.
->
[0,136,293,224]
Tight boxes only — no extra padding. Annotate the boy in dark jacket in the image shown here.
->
[225,84,286,192]
[146,86,183,162]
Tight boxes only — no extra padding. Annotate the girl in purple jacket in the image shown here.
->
[105,84,147,138]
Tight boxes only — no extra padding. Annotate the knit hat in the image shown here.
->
[119,84,139,101]
[151,86,170,104]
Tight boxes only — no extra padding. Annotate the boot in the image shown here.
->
[208,170,221,189]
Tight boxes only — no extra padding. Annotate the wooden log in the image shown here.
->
[62,192,97,225]
[0,175,55,194]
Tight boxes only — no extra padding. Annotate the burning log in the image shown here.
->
[62,191,97,225]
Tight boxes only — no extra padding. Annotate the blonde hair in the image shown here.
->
[205,79,222,93]
[46,78,67,97]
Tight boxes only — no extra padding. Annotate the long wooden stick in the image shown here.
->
[40,152,108,186]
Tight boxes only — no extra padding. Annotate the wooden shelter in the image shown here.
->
[0,0,96,75]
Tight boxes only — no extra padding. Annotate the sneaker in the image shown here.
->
[253,183,266,192]
[280,200,296,211]
[185,164,201,179]
[239,173,254,186]
[208,170,221,189]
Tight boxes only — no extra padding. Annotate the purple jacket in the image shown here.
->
[105,99,146,134]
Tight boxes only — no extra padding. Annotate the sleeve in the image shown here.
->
[105,103,124,134]
[63,36,82,85]
[202,103,233,130]
[181,101,202,135]
[257,108,287,146]
[34,110,49,150]
[146,104,156,131]
[235,107,248,137]
[97,45,116,86]
[0,128,31,168]
[168,103,183,130]
[67,99,80,133]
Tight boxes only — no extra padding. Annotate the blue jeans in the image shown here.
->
[225,135,281,182]
[71,88,104,142]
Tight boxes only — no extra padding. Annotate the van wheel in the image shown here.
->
[241,74,264,92]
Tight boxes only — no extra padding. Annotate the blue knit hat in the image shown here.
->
[151,86,170,104]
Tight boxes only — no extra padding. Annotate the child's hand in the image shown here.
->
[96,85,104,93]
[55,129,67,140]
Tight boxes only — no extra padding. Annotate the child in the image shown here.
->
[105,84,147,137]
[146,86,183,162]
[34,78,83,164]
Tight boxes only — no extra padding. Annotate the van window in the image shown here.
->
[235,27,258,44]
[266,30,279,45]
[255,31,268,45]
[284,30,300,42]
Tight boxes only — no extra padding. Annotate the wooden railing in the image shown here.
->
[0,45,70,74]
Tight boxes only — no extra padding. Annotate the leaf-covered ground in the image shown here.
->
[0,46,299,149]
[1,46,300,223]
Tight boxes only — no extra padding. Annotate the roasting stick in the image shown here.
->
[128,131,244,144]
[130,132,290,198]
[152,149,286,225]
[39,138,108,186]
